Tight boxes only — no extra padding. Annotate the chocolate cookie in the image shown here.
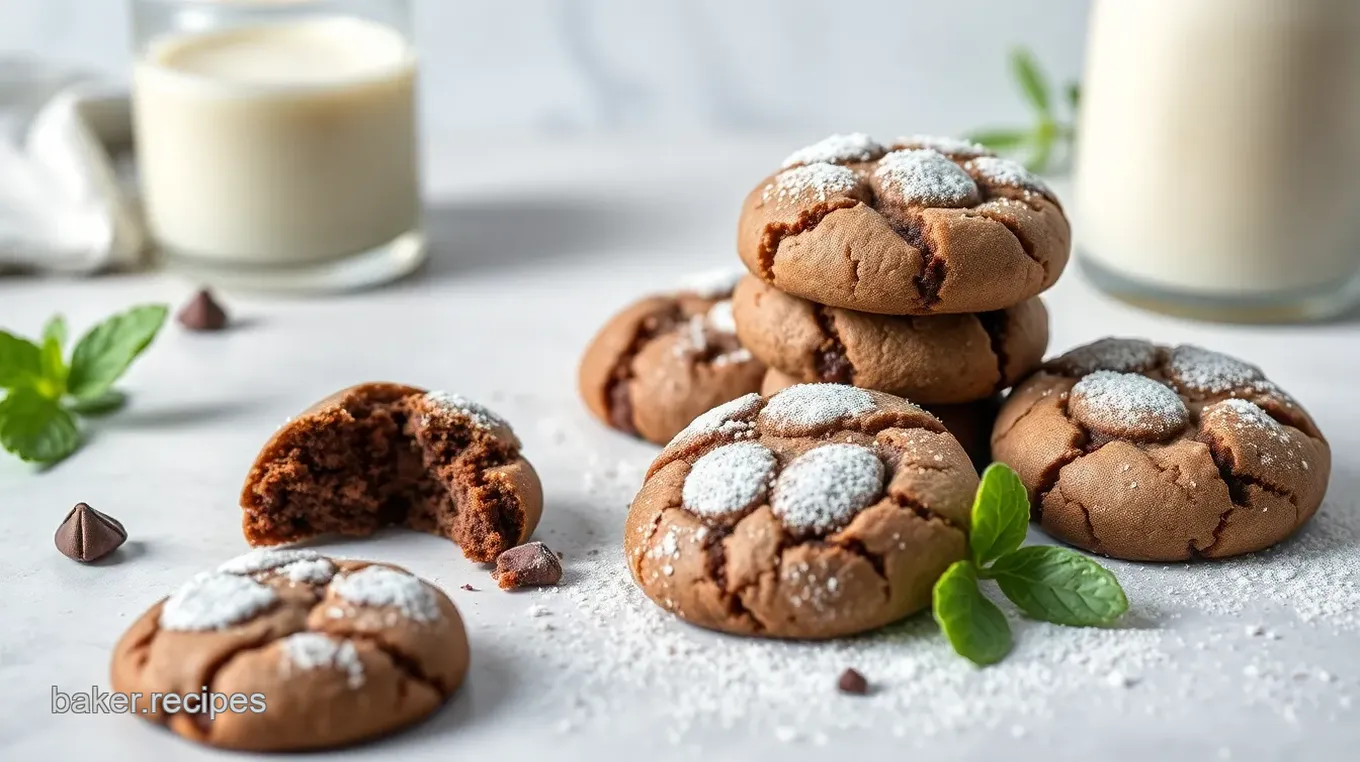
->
[625,384,976,639]
[579,269,766,444]
[737,133,1070,315]
[992,339,1330,561]
[241,383,543,563]
[759,368,997,467]
[734,275,1047,403]
[110,552,468,751]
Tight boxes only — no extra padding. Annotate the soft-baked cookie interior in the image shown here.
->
[241,385,527,562]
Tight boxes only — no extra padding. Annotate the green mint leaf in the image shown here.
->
[989,545,1129,626]
[1026,119,1058,173]
[0,387,80,463]
[66,305,168,401]
[67,389,127,417]
[1065,82,1081,111]
[933,560,1012,666]
[0,331,43,390]
[966,128,1031,151]
[969,463,1031,566]
[1011,47,1051,116]
[42,315,67,348]
[39,315,68,397]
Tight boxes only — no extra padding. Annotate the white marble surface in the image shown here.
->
[0,0,1089,135]
[1,135,1359,760]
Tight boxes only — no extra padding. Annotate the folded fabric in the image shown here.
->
[0,58,145,275]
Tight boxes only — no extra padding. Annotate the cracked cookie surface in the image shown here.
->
[578,268,766,444]
[734,275,1047,403]
[241,383,543,563]
[737,133,1071,316]
[110,552,468,751]
[992,338,1330,561]
[624,384,976,639]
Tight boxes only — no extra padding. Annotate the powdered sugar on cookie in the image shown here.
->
[670,393,763,445]
[760,384,876,434]
[706,300,737,334]
[682,442,777,521]
[280,632,365,688]
[966,156,1054,199]
[678,267,744,299]
[1167,346,1264,394]
[873,149,980,207]
[280,558,337,585]
[764,163,861,204]
[782,133,884,168]
[771,444,886,535]
[160,572,279,631]
[894,134,993,159]
[1051,338,1159,375]
[331,566,441,623]
[1069,371,1189,441]
[218,548,322,576]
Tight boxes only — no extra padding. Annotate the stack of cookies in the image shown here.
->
[730,133,1072,464]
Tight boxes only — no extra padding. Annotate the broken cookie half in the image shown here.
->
[240,383,543,563]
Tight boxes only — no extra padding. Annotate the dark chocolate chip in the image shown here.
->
[177,289,229,331]
[494,541,563,590]
[55,503,127,562]
[837,668,869,695]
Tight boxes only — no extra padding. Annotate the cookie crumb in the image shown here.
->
[494,542,564,590]
[837,668,869,695]
[460,584,478,592]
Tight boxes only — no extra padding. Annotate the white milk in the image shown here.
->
[1076,0,1360,299]
[134,16,419,265]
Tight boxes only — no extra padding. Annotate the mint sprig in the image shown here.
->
[933,463,1129,666]
[0,305,168,465]
[967,48,1080,173]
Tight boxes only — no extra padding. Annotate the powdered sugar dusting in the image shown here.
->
[894,134,993,158]
[771,444,885,535]
[678,267,743,299]
[1069,371,1189,439]
[782,133,884,168]
[218,548,321,576]
[682,442,777,521]
[764,163,861,203]
[331,566,441,623]
[1202,399,1309,470]
[873,149,979,207]
[966,156,1054,199]
[670,393,762,445]
[160,572,278,631]
[1167,346,1264,395]
[760,384,876,433]
[705,300,737,334]
[426,391,513,435]
[1051,338,1159,375]
[280,632,365,688]
[280,558,336,585]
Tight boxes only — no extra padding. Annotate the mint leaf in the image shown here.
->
[989,546,1128,626]
[967,128,1031,151]
[969,463,1031,566]
[933,560,1012,666]
[1011,48,1051,115]
[66,305,168,401]
[0,331,42,390]
[39,315,68,397]
[0,387,80,463]
[68,390,127,417]
[1065,82,1081,111]
[42,315,67,348]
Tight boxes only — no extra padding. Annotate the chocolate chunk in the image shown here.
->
[837,668,869,695]
[177,289,229,331]
[460,584,479,592]
[55,503,127,562]
[494,541,563,590]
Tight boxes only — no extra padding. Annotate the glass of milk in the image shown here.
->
[131,0,424,291]
[1075,0,1360,322]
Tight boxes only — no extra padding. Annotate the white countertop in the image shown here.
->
[1,136,1358,761]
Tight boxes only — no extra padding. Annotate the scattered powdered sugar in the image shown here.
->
[1051,338,1159,375]
[218,548,321,576]
[669,393,763,445]
[160,572,279,631]
[712,348,753,368]
[781,133,884,168]
[279,632,365,688]
[1167,345,1264,394]
[330,566,441,623]
[279,558,337,585]
[681,442,777,521]
[1202,399,1309,470]
[965,156,1054,198]
[1068,371,1189,439]
[705,300,737,334]
[426,391,513,435]
[873,149,979,207]
[677,267,744,299]
[760,384,876,434]
[894,134,992,158]
[771,444,885,535]
[764,163,861,204]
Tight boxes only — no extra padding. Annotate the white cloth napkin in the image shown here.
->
[0,58,145,274]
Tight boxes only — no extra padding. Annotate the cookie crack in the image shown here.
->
[811,305,854,384]
[604,303,686,435]
[758,198,862,280]
[350,633,450,696]
[706,524,773,633]
[973,207,1043,267]
[975,309,1011,391]
[1033,448,1085,525]
[1051,480,1104,554]
[885,491,965,534]
[894,216,945,307]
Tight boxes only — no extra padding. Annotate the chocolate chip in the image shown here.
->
[55,503,127,562]
[460,584,479,592]
[837,668,869,695]
[494,541,563,590]
[177,289,229,331]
